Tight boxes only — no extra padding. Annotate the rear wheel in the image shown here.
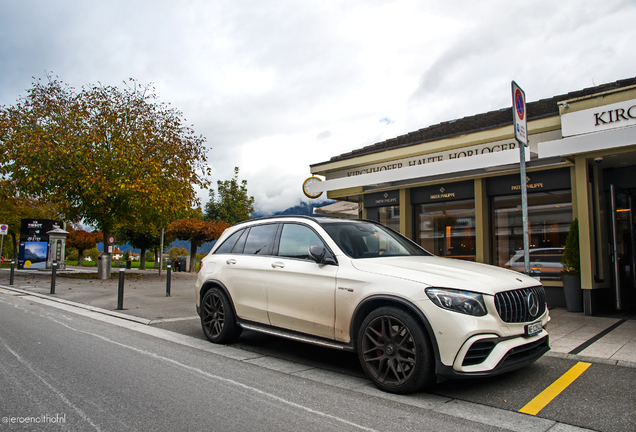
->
[357,307,434,394]
[201,288,242,344]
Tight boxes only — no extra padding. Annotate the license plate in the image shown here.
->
[525,321,543,336]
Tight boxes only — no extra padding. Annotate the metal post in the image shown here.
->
[166,264,172,297]
[117,264,125,310]
[159,227,164,276]
[10,260,15,285]
[50,261,57,294]
[519,141,531,275]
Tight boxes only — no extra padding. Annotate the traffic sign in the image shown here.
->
[107,235,116,245]
[511,81,528,145]
[0,224,7,235]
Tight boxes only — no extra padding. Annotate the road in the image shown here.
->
[2,286,635,431]
[1,291,512,432]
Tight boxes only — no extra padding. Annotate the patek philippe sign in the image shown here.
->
[411,180,474,204]
[364,190,400,208]
[561,98,636,137]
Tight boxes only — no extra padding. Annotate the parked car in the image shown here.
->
[195,216,550,394]
[504,248,564,278]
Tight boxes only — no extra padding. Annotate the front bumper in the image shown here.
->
[436,333,550,380]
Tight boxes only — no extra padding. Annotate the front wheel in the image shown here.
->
[357,307,434,394]
[200,288,242,344]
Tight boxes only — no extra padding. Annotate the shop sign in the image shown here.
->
[412,180,474,204]
[329,139,521,181]
[486,168,571,197]
[561,98,636,137]
[364,190,399,208]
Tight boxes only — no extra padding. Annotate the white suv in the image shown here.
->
[196,216,550,394]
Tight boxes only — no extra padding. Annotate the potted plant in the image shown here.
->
[561,218,583,312]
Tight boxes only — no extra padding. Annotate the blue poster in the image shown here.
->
[18,241,49,269]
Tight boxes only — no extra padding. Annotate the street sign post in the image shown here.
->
[0,224,7,262]
[512,81,531,275]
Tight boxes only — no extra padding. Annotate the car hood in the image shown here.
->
[351,255,539,295]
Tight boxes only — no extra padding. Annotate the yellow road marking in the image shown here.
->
[519,362,592,415]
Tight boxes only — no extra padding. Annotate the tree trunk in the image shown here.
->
[190,242,197,273]
[78,248,85,266]
[11,233,18,260]
[139,247,146,270]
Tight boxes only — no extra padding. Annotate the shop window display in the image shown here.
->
[416,200,476,261]
[493,191,572,280]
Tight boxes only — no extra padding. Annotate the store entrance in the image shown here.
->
[608,184,636,310]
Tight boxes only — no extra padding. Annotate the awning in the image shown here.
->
[308,147,530,195]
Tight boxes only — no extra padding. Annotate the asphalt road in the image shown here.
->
[155,318,636,432]
[1,292,512,432]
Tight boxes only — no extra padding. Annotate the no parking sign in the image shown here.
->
[511,81,528,145]
[0,224,7,235]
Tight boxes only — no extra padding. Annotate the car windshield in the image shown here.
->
[319,221,431,258]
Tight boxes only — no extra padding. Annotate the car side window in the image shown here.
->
[243,224,278,255]
[278,224,326,260]
[214,229,245,254]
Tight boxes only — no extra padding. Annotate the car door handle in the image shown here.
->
[226,259,237,265]
[271,261,285,269]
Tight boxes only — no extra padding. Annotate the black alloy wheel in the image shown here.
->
[201,288,241,344]
[358,307,433,394]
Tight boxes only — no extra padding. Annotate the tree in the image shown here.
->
[166,218,229,272]
[66,228,102,266]
[0,75,211,270]
[204,167,254,225]
[113,221,161,270]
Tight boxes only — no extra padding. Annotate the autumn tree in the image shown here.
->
[204,167,255,225]
[66,228,102,266]
[0,75,211,277]
[113,221,161,270]
[166,218,229,272]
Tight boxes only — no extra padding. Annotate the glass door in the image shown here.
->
[609,184,636,310]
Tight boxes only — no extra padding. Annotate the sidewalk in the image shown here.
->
[1,265,635,368]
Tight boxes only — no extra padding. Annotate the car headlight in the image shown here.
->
[425,288,487,316]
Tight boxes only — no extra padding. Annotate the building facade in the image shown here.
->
[310,77,636,316]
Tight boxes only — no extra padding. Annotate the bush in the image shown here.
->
[561,218,580,274]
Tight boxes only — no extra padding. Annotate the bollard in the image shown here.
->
[10,260,15,285]
[116,264,125,310]
[166,264,172,297]
[50,261,57,294]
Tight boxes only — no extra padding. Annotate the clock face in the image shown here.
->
[302,176,323,199]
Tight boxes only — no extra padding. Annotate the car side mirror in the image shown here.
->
[308,245,337,265]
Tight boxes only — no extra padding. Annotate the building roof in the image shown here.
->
[315,76,636,166]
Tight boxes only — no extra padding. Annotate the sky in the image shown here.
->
[2,0,636,215]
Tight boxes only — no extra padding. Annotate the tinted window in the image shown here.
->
[243,224,278,255]
[278,224,326,260]
[320,221,429,258]
[214,229,245,254]
[231,228,248,253]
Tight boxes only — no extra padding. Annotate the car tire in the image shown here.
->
[357,307,434,394]
[201,287,242,344]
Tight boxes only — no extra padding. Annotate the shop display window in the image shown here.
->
[493,191,572,280]
[377,206,400,232]
[416,200,476,261]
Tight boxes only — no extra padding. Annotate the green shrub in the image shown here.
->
[561,218,580,274]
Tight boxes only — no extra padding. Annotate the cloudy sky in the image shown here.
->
[2,0,635,214]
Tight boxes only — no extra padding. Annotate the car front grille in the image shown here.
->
[494,286,546,323]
